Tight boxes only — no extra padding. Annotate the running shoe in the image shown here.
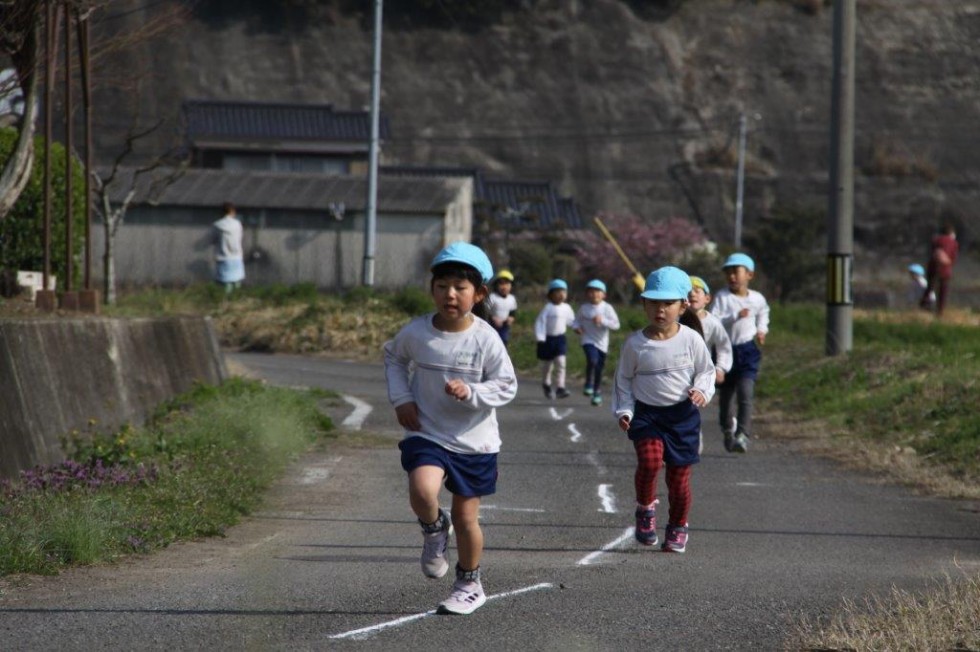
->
[662,523,689,553]
[634,501,659,546]
[731,433,750,453]
[542,384,553,399]
[591,393,602,406]
[583,386,594,396]
[438,578,487,615]
[724,416,738,452]
[420,508,453,578]
[555,387,571,399]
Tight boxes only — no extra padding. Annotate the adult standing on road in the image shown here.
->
[212,202,245,294]
[384,242,517,616]
[921,223,959,317]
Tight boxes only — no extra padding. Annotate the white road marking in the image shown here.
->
[341,395,372,430]
[328,582,554,640]
[585,451,607,475]
[481,504,547,513]
[736,482,769,487]
[597,484,617,513]
[568,423,582,442]
[577,527,635,566]
[549,407,573,421]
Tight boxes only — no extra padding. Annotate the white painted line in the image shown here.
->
[548,407,573,421]
[577,527,634,566]
[585,451,607,475]
[736,482,769,487]
[341,395,372,430]
[328,582,554,640]
[481,504,547,513]
[597,484,617,513]
[568,423,582,442]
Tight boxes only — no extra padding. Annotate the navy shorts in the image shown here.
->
[399,436,498,497]
[536,334,567,361]
[730,341,762,380]
[627,399,701,466]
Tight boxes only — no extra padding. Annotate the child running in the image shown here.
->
[573,279,621,406]
[687,276,733,387]
[383,242,518,615]
[487,269,518,345]
[613,266,715,553]
[710,253,770,454]
[534,279,576,400]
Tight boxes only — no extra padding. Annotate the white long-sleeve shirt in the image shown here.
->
[534,302,576,342]
[710,288,770,346]
[383,314,517,454]
[212,215,243,261]
[488,292,518,323]
[699,310,733,373]
[612,325,715,421]
[573,301,621,353]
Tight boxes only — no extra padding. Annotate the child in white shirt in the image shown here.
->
[488,269,518,345]
[573,279,621,406]
[534,279,576,399]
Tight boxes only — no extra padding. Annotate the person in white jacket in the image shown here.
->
[613,266,714,554]
[211,202,244,294]
[534,279,576,399]
[384,242,517,616]
[573,279,621,406]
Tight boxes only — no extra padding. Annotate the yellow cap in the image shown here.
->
[496,269,515,282]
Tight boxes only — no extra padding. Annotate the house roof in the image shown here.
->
[380,166,583,229]
[182,100,391,147]
[104,167,468,215]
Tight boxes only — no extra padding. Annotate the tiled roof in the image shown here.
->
[104,167,466,215]
[183,100,391,144]
[381,166,583,229]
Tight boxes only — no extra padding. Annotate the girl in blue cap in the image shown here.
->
[534,279,576,399]
[384,242,518,615]
[573,279,621,406]
[613,266,715,553]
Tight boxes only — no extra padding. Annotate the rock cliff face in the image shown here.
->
[96,0,978,284]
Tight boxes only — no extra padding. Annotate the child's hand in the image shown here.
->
[394,402,421,431]
[618,415,631,432]
[756,332,766,346]
[738,308,750,319]
[715,369,726,385]
[593,315,603,326]
[445,379,471,401]
[688,388,707,407]
[492,317,504,327]
[574,327,584,335]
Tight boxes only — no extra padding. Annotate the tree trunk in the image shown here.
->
[0,19,40,220]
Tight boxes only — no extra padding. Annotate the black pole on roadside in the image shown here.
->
[826,0,855,356]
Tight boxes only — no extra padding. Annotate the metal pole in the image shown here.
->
[42,0,58,294]
[63,3,73,293]
[734,113,746,248]
[362,0,383,286]
[78,13,92,291]
[826,0,856,355]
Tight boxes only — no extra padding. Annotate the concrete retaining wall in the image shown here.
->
[0,317,226,478]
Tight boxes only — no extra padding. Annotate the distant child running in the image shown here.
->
[573,279,621,406]
[487,269,518,345]
[534,279,576,400]
[383,242,518,615]
[710,253,770,454]
[907,264,934,309]
[613,267,715,553]
[687,276,732,386]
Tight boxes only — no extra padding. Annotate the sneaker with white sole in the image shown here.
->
[438,568,486,615]
[591,393,602,406]
[634,500,659,546]
[662,523,689,553]
[420,508,453,578]
[731,433,749,454]
[723,417,738,452]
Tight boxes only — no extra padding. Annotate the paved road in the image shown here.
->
[1,352,978,650]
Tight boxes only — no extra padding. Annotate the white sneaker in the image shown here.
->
[438,578,487,615]
[420,508,453,579]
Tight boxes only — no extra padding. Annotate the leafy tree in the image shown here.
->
[0,127,85,290]
[743,204,825,303]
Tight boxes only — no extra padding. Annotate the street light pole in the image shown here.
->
[734,113,747,248]
[362,0,383,287]
[826,0,856,355]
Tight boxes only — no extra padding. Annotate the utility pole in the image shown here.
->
[734,113,747,248]
[362,0,382,287]
[826,0,856,355]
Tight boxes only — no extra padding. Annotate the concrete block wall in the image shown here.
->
[0,317,227,478]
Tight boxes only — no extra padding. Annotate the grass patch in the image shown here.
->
[0,378,334,576]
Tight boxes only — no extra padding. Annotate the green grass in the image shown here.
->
[757,305,980,483]
[0,378,335,576]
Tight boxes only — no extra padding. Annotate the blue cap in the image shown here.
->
[430,242,494,283]
[908,263,925,276]
[641,266,693,300]
[689,275,710,295]
[585,279,607,292]
[548,279,568,292]
[722,253,755,272]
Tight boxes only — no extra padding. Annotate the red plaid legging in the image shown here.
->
[633,437,692,526]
